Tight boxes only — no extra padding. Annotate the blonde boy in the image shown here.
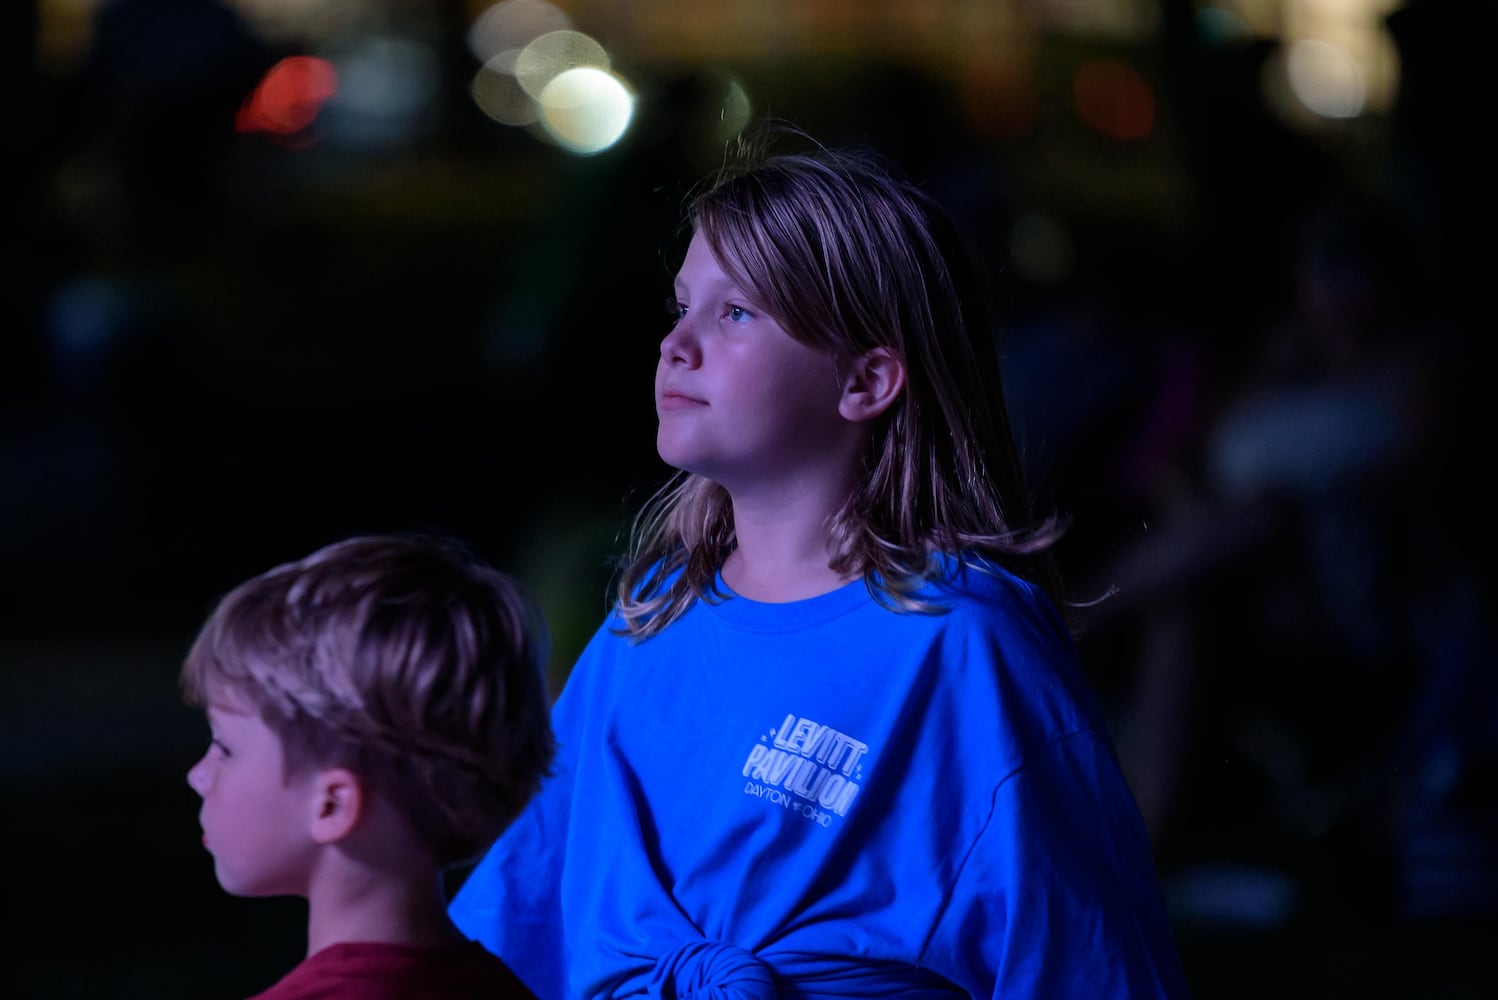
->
[183,533,554,1000]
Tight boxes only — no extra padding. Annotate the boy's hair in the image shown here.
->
[616,122,1068,638]
[181,533,556,865]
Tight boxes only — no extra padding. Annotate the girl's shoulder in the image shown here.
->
[922,551,1044,607]
[917,550,1073,642]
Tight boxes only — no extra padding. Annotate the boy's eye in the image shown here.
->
[727,305,750,322]
[666,297,686,325]
[209,738,231,759]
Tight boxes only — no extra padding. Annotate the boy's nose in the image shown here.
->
[186,757,210,796]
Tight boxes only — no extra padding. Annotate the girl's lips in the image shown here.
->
[658,390,703,411]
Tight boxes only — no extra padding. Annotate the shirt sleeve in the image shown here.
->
[922,726,1192,999]
[449,694,577,1000]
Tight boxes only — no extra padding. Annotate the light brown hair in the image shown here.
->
[181,533,556,864]
[616,123,1068,639]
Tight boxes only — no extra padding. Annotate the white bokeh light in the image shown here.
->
[537,66,634,155]
[1286,38,1366,118]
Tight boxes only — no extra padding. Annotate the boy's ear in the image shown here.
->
[839,346,906,423]
[308,767,364,845]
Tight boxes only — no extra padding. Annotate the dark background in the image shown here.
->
[4,0,1496,997]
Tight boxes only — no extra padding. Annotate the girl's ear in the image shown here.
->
[839,346,906,423]
[308,768,363,845]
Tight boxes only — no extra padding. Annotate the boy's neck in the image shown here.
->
[304,864,466,957]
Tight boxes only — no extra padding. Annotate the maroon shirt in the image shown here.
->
[247,940,535,1000]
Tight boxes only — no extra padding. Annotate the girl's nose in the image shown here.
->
[660,314,699,366]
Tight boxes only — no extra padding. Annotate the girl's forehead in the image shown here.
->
[676,231,742,285]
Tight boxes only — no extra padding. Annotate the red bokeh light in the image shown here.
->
[235,56,339,143]
[1073,59,1155,141]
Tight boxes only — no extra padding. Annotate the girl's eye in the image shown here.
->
[209,738,231,759]
[726,305,751,322]
[666,298,686,326]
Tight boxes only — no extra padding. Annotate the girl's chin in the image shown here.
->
[654,440,700,472]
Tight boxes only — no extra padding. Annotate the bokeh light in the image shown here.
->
[536,66,635,155]
[1073,59,1156,140]
[1285,38,1367,118]
[472,58,541,126]
[468,0,572,64]
[320,34,443,149]
[467,18,639,154]
[514,30,611,99]
[714,77,754,143]
[235,55,338,142]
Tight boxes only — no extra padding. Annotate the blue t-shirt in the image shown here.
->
[451,555,1190,1000]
